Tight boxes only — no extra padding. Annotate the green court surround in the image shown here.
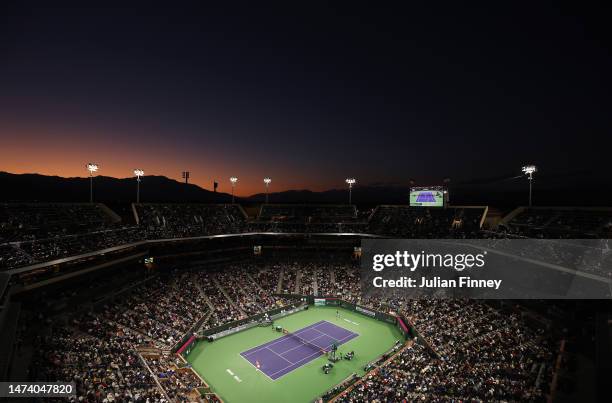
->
[186,305,402,403]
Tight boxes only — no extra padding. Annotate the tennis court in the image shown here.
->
[186,306,402,403]
[240,320,358,380]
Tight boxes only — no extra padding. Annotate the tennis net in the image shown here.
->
[284,329,330,353]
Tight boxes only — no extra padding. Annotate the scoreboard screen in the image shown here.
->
[410,188,444,207]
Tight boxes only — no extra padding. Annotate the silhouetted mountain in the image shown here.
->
[0,172,234,203]
[247,186,412,205]
[2,170,611,207]
[247,170,612,207]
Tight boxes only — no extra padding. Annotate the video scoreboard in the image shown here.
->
[410,187,445,207]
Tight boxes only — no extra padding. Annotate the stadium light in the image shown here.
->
[86,163,99,203]
[443,177,451,205]
[134,169,144,203]
[345,178,356,205]
[230,176,238,203]
[264,177,271,204]
[522,165,537,207]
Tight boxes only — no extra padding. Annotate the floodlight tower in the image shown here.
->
[230,176,238,203]
[86,163,99,203]
[443,177,451,205]
[522,165,537,207]
[134,169,144,203]
[345,178,356,205]
[264,177,272,204]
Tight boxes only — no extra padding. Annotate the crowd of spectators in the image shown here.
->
[368,206,484,238]
[145,355,203,402]
[337,299,554,402]
[246,263,282,293]
[297,264,315,295]
[502,207,612,238]
[5,201,581,402]
[98,271,225,348]
[0,203,369,270]
[22,259,559,402]
[196,271,245,329]
[0,244,33,269]
[19,227,143,263]
[214,268,288,316]
[331,263,362,302]
[31,315,165,402]
[249,204,365,234]
[136,204,246,239]
[0,203,143,270]
[27,266,293,402]
[257,204,358,223]
[0,203,117,242]
[6,202,612,272]
[185,262,556,401]
[279,264,298,294]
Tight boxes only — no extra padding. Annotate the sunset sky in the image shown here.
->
[1,3,611,196]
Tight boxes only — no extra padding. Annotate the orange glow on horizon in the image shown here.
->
[0,124,349,196]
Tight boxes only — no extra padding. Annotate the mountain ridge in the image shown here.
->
[1,171,611,206]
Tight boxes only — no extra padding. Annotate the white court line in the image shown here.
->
[314,321,360,341]
[237,353,275,382]
[241,321,326,357]
[267,332,357,378]
[266,347,294,364]
[276,320,359,357]
[226,369,234,376]
[278,333,330,357]
[310,327,328,337]
[240,320,360,381]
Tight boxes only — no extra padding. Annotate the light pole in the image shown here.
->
[345,178,356,205]
[522,165,537,207]
[86,163,99,203]
[264,177,271,204]
[230,177,238,203]
[134,169,144,203]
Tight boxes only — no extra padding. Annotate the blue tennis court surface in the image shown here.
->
[240,320,358,380]
[416,191,437,202]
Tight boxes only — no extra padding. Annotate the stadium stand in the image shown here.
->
[368,205,485,238]
[257,204,358,223]
[0,203,481,271]
[3,203,612,277]
[11,260,561,402]
[500,207,612,238]
[0,203,141,270]
[0,203,119,242]
[0,202,607,401]
[247,204,367,233]
[135,203,247,239]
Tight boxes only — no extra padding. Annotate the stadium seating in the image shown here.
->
[0,203,141,270]
[0,202,118,242]
[368,205,485,238]
[3,203,612,276]
[502,207,612,238]
[257,204,358,223]
[135,203,247,239]
[18,260,557,402]
[0,202,603,401]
